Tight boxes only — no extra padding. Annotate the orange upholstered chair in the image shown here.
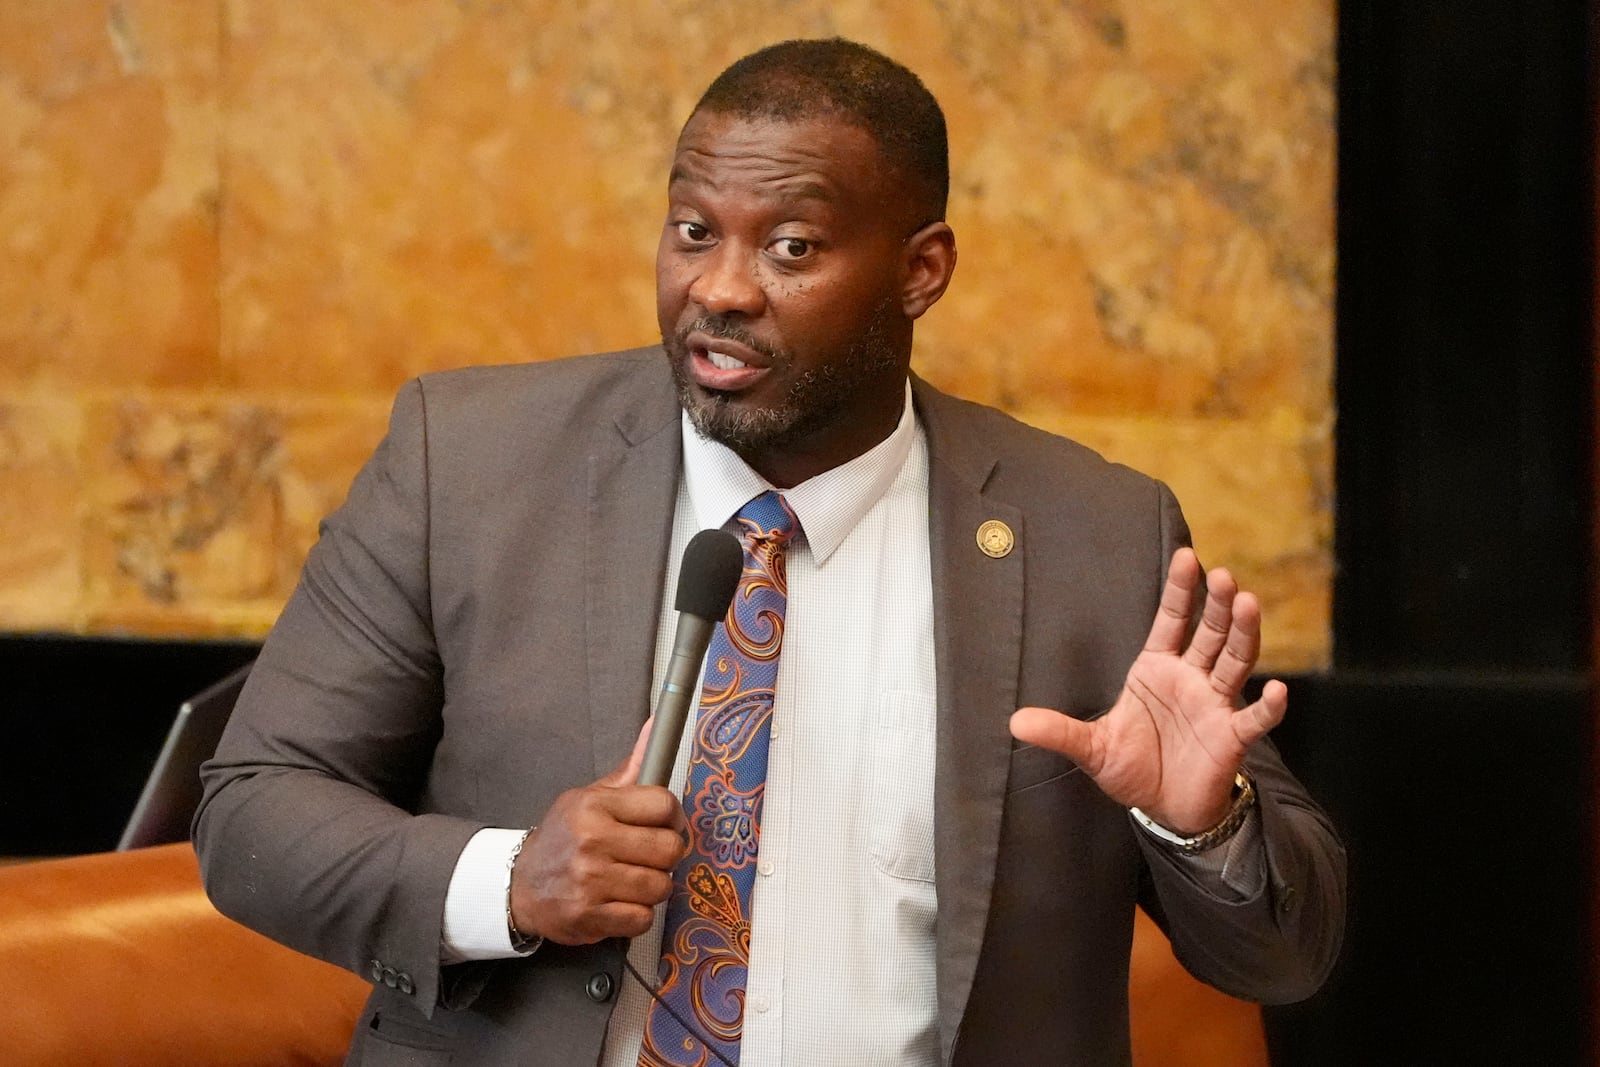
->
[0,844,1266,1066]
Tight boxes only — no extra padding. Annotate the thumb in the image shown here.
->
[1010,707,1098,771]
[601,716,655,787]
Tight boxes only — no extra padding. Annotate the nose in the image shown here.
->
[688,242,766,317]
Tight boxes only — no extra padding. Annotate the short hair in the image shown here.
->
[690,38,949,222]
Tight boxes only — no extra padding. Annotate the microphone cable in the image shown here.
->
[620,953,739,1067]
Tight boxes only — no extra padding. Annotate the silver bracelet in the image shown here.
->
[506,827,544,955]
[1131,771,1257,855]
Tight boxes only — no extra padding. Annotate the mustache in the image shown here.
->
[678,316,784,364]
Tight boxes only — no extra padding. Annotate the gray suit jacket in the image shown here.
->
[196,347,1344,1066]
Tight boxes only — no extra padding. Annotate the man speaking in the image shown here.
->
[196,38,1344,1066]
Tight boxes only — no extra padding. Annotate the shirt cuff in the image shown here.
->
[1131,807,1267,900]
[440,827,536,963]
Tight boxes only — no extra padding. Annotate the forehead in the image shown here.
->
[668,111,902,210]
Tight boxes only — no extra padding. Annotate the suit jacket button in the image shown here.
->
[398,973,415,995]
[382,966,399,989]
[585,972,615,1002]
[369,960,385,983]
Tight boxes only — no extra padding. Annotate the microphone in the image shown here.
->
[638,529,743,788]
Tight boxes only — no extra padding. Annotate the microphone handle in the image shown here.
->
[639,614,717,788]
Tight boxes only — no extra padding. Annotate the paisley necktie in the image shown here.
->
[640,490,799,1066]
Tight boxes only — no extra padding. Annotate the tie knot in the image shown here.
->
[735,490,799,548]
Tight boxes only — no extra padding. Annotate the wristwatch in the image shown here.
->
[1131,771,1257,855]
[508,916,544,955]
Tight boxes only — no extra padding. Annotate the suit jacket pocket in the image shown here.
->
[356,1010,456,1066]
[868,689,937,883]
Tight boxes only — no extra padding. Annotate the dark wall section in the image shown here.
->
[1336,0,1592,674]
[1263,2,1595,1064]
[0,636,257,855]
[1265,674,1591,1064]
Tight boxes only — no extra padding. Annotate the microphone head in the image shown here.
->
[675,529,743,622]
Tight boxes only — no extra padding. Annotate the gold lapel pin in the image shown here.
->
[976,519,1014,559]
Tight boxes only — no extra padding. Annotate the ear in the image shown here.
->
[899,221,957,320]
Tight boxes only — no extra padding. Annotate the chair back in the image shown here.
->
[118,662,252,850]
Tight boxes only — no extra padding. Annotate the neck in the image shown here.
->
[741,414,901,488]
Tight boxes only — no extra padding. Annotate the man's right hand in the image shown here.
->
[508,719,688,945]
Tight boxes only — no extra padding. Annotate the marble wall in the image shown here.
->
[0,0,1334,668]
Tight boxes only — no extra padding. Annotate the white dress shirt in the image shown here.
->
[439,382,1263,1065]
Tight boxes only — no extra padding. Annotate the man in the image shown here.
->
[197,38,1344,1066]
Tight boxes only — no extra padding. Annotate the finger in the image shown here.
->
[578,902,659,943]
[1182,566,1237,671]
[603,784,686,830]
[600,716,655,787]
[1144,548,1202,655]
[603,862,676,907]
[609,823,692,871]
[1210,590,1263,697]
[1233,678,1288,746]
[1009,706,1099,773]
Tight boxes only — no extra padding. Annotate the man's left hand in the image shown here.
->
[1009,547,1287,834]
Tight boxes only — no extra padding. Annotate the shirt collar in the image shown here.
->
[680,380,919,564]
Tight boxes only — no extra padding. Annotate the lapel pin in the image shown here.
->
[976,519,1014,559]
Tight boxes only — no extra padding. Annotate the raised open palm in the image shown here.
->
[1010,547,1287,834]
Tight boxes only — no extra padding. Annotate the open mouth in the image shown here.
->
[685,331,772,392]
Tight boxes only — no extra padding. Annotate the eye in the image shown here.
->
[675,221,710,243]
[769,236,813,260]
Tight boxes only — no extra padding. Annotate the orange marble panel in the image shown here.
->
[1,0,1335,667]
[0,396,82,631]
[219,1,661,392]
[216,1,1331,410]
[916,0,1335,423]
[79,393,390,637]
[0,1,220,388]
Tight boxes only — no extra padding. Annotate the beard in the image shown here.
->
[663,300,904,456]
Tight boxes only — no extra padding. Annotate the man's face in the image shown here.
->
[657,110,921,484]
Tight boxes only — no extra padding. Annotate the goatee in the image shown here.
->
[664,305,903,457]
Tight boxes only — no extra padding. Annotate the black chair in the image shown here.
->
[117,662,253,850]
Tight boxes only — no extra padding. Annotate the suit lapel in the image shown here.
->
[915,378,1025,1063]
[585,359,683,779]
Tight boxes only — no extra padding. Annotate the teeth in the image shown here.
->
[707,350,748,371]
